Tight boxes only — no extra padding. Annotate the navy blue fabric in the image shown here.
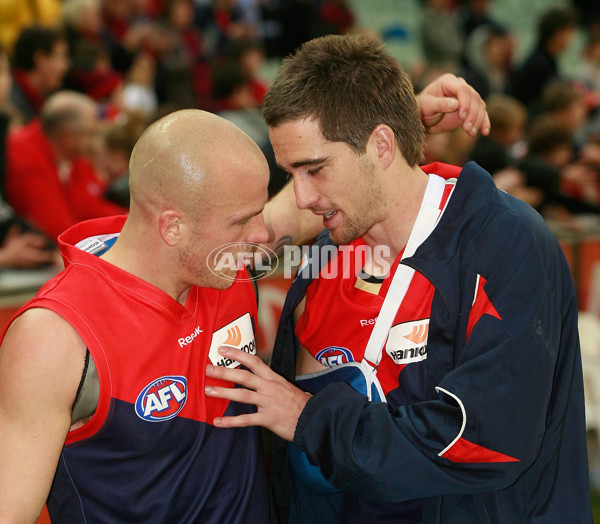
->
[270,162,591,523]
[48,398,275,523]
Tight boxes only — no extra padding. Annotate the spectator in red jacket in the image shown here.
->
[6,90,127,240]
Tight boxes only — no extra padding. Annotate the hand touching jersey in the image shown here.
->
[205,346,309,441]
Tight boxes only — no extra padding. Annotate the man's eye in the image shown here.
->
[307,166,323,176]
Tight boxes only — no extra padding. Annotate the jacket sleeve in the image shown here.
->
[293,208,579,503]
[6,153,79,240]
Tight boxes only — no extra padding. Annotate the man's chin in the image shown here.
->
[199,273,237,290]
[328,226,363,246]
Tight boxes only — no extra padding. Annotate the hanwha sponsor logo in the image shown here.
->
[208,313,256,368]
[386,319,430,364]
[207,243,279,282]
[135,376,188,422]
[315,346,355,367]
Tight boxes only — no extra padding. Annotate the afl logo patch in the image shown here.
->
[135,376,188,422]
[315,346,355,367]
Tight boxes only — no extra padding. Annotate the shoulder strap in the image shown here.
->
[363,174,446,366]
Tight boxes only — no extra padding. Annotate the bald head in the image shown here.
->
[41,90,97,137]
[129,109,268,218]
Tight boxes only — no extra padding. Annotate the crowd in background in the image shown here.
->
[417,0,600,229]
[0,0,599,266]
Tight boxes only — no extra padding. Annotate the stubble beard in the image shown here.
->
[329,159,387,246]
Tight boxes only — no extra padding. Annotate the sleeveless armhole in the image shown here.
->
[71,348,99,425]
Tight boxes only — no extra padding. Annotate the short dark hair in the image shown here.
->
[262,34,425,166]
[211,60,249,100]
[527,114,572,156]
[542,80,583,112]
[538,8,577,47]
[486,94,526,133]
[12,25,66,71]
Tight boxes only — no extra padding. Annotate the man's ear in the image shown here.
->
[159,210,184,246]
[368,124,396,169]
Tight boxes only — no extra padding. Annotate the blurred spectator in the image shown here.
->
[212,58,286,195]
[6,90,127,240]
[9,26,70,123]
[166,0,212,107]
[569,133,600,205]
[260,0,323,59]
[97,111,146,207]
[0,0,62,54]
[509,7,578,114]
[228,38,268,107]
[101,0,156,74]
[420,0,464,79]
[461,22,514,100]
[121,51,158,116]
[460,0,494,37]
[318,0,356,35]
[211,0,260,56]
[423,126,476,167]
[541,80,590,146]
[517,114,600,217]
[470,93,526,175]
[469,93,542,207]
[572,0,600,35]
[62,0,124,104]
[153,0,209,109]
[575,34,600,97]
[0,43,57,269]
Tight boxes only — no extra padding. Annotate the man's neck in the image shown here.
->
[362,165,429,264]
[100,226,189,305]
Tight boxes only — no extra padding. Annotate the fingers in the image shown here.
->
[205,381,260,407]
[421,96,459,125]
[206,361,261,391]
[215,345,282,382]
[449,75,489,136]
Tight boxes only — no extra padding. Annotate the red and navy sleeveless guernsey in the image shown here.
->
[13,215,275,523]
[296,177,456,405]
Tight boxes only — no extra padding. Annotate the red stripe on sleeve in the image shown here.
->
[466,275,501,342]
[441,437,519,463]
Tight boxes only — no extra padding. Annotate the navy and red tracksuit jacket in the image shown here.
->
[270,162,591,523]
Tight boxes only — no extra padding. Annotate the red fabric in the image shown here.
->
[465,275,502,342]
[68,68,123,101]
[250,78,268,106]
[5,120,127,240]
[440,437,518,463]
[12,70,45,112]
[319,3,355,34]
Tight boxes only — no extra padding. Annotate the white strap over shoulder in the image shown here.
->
[363,174,446,367]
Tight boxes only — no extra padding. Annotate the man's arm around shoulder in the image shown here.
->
[0,309,87,524]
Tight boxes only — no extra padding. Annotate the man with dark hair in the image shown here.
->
[509,7,578,112]
[0,33,492,520]
[206,34,592,524]
[9,25,70,122]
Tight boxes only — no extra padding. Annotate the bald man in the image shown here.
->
[0,69,490,522]
[0,109,306,523]
[6,90,127,240]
